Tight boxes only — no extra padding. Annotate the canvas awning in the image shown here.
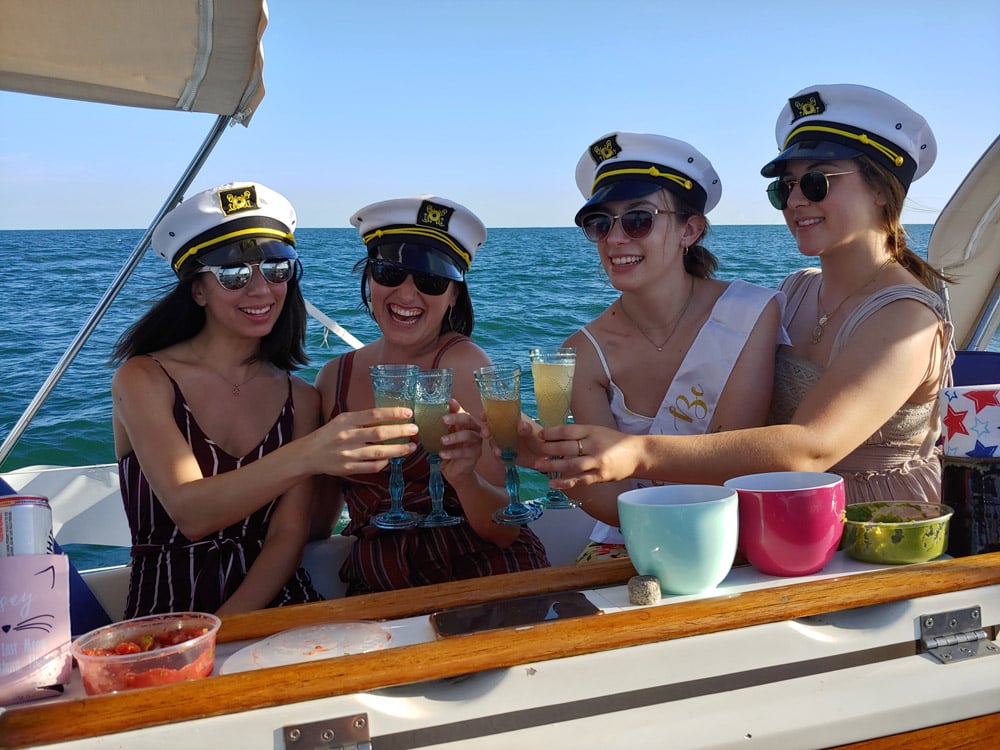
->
[927,135,1000,350]
[0,0,267,123]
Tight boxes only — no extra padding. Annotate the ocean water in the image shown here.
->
[5,223,999,477]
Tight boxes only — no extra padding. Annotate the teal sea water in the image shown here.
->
[4,223,997,475]
[5,225,998,570]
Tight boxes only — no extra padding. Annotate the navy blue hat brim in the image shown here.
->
[573,180,663,226]
[370,242,464,281]
[760,140,863,177]
[194,238,297,268]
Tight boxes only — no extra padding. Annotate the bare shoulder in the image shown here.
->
[111,354,170,395]
[436,335,492,369]
[314,354,345,393]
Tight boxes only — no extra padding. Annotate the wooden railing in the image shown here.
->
[3,553,1000,748]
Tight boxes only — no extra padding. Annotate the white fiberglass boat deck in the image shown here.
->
[3,550,1000,749]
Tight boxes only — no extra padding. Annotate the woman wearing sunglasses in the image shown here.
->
[313,195,548,595]
[111,182,418,616]
[535,132,785,561]
[538,84,953,506]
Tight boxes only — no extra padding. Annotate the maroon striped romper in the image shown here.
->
[330,340,550,595]
[120,362,320,616]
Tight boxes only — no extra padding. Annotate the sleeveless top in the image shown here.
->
[769,268,954,504]
[120,360,320,617]
[329,337,550,595]
[582,281,786,544]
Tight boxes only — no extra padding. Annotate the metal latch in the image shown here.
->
[919,606,1000,664]
[282,713,372,750]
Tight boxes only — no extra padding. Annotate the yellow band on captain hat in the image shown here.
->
[783,124,907,168]
[172,226,296,272]
[363,226,472,270]
[592,165,694,196]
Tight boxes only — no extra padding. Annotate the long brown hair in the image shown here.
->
[857,155,953,289]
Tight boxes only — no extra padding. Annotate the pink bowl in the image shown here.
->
[723,471,845,576]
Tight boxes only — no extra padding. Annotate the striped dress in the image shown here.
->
[330,342,550,595]
[120,363,320,616]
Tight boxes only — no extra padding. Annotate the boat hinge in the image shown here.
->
[282,713,371,750]
[919,606,1000,664]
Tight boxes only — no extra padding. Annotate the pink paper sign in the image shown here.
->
[0,554,72,705]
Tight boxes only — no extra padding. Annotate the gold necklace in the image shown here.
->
[618,276,695,352]
[812,257,895,344]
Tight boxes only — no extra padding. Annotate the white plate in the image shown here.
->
[220,621,392,675]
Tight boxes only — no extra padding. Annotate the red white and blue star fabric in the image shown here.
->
[940,385,1000,458]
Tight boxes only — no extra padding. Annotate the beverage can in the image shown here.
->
[0,495,55,556]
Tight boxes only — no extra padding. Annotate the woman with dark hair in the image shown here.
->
[315,195,548,595]
[112,182,416,616]
[542,133,785,561]
[539,85,954,506]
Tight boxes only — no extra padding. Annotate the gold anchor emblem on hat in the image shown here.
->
[419,201,450,229]
[218,186,259,215]
[789,92,826,121]
[590,135,621,164]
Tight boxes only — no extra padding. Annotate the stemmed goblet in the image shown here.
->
[414,368,463,527]
[529,347,579,509]
[370,363,422,529]
[474,364,542,526]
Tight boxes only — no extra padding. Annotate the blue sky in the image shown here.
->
[1,0,998,229]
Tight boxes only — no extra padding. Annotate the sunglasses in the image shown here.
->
[579,207,677,243]
[369,260,452,296]
[766,170,857,210]
[198,258,297,290]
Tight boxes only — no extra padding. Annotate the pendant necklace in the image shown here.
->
[190,341,263,396]
[618,275,695,352]
[812,257,895,344]
[223,365,263,397]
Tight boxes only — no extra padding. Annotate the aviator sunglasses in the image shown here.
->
[369,259,453,296]
[198,258,297,291]
[580,207,677,243]
[766,170,857,210]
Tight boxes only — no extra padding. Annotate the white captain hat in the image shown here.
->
[574,131,722,224]
[350,195,486,281]
[153,182,297,277]
[760,83,936,191]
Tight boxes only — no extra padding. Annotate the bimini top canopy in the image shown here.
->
[0,0,267,124]
[928,135,1000,350]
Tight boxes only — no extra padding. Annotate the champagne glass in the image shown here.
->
[474,364,541,526]
[370,363,422,529]
[414,368,463,528]
[529,347,579,509]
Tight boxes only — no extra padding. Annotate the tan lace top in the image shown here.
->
[768,269,954,504]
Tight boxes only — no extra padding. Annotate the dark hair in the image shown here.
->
[356,258,475,337]
[660,190,719,279]
[855,155,952,289]
[111,272,309,369]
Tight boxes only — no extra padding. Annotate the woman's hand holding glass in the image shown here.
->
[535,424,644,489]
[307,408,416,477]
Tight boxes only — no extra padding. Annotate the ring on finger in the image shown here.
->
[577,438,585,457]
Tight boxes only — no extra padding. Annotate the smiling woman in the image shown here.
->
[539,83,957,511]
[536,131,785,563]
[108,181,422,618]
[313,194,550,595]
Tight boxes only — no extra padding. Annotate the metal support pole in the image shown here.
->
[0,115,233,468]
